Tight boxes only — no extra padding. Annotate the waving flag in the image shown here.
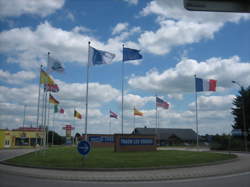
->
[89,46,115,65]
[110,110,118,119]
[156,97,169,109]
[40,69,55,84]
[54,104,58,113]
[60,108,64,114]
[134,108,143,116]
[49,94,59,105]
[74,110,82,119]
[123,47,142,61]
[44,83,59,92]
[195,77,217,92]
[47,56,64,73]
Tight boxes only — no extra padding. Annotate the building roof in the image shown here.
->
[134,128,197,141]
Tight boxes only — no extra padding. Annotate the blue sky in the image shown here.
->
[0,0,250,136]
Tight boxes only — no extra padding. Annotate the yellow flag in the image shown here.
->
[134,108,143,116]
[40,69,55,84]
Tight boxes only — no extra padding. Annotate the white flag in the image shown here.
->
[89,46,115,65]
[47,57,64,73]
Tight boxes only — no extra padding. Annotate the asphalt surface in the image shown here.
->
[0,170,250,187]
[0,148,250,182]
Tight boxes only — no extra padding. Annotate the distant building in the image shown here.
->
[0,127,44,149]
[133,127,198,145]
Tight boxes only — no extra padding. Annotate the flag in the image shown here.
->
[74,110,82,119]
[89,46,115,65]
[110,110,118,119]
[59,108,64,114]
[47,56,64,73]
[44,83,59,92]
[54,104,58,113]
[195,77,217,92]
[156,97,169,109]
[49,94,59,105]
[134,108,143,116]
[40,69,55,84]
[123,47,142,61]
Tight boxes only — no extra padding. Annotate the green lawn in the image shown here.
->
[6,146,237,169]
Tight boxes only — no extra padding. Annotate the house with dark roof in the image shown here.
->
[133,127,198,145]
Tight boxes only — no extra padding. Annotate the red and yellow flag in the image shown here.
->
[40,69,55,85]
[49,94,59,105]
[74,110,82,119]
[134,108,143,116]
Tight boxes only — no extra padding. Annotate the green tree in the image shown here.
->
[232,86,250,139]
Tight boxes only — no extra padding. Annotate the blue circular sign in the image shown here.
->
[77,140,91,156]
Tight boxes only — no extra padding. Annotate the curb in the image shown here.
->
[0,156,238,172]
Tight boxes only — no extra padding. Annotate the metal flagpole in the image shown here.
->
[84,42,90,141]
[40,86,45,151]
[109,110,111,134]
[133,107,136,132]
[47,103,51,147]
[43,91,48,150]
[155,95,158,139]
[194,75,199,150]
[121,44,125,135]
[52,111,55,146]
[36,65,42,147]
[22,104,27,128]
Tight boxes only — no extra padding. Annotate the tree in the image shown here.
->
[232,86,250,139]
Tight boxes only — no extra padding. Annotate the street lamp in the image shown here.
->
[232,81,248,152]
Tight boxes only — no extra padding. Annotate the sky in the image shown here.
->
[0,0,249,136]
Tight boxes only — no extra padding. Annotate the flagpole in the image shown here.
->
[121,44,125,135]
[155,95,158,140]
[133,107,135,133]
[84,41,90,141]
[36,65,42,147]
[109,110,111,134]
[43,91,48,150]
[40,87,45,151]
[47,103,51,147]
[52,109,55,146]
[194,74,199,150]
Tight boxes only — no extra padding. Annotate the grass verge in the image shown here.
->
[5,146,237,169]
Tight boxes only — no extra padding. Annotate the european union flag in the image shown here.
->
[123,47,142,61]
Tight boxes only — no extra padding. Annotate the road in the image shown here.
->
[0,171,249,187]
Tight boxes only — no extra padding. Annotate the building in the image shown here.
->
[0,127,44,149]
[133,127,198,145]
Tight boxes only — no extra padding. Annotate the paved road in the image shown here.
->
[0,148,250,182]
[0,148,37,161]
[0,171,249,187]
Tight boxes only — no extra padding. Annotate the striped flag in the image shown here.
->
[110,110,118,119]
[74,110,82,119]
[134,108,143,116]
[195,77,217,92]
[156,97,169,109]
[49,94,59,105]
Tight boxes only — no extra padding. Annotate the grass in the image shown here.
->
[6,146,237,169]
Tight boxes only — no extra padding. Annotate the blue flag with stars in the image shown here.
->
[123,47,142,61]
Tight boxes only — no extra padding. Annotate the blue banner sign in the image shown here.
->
[88,136,114,143]
[77,141,91,156]
[120,138,154,146]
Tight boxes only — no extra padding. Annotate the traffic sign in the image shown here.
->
[77,140,91,156]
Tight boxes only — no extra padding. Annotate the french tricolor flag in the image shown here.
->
[195,77,217,92]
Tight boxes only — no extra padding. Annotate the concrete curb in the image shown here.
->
[0,156,239,172]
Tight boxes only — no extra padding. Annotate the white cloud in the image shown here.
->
[128,56,250,94]
[0,22,142,70]
[0,70,36,85]
[138,0,250,55]
[123,0,139,5]
[116,94,155,110]
[112,22,129,35]
[0,0,65,18]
